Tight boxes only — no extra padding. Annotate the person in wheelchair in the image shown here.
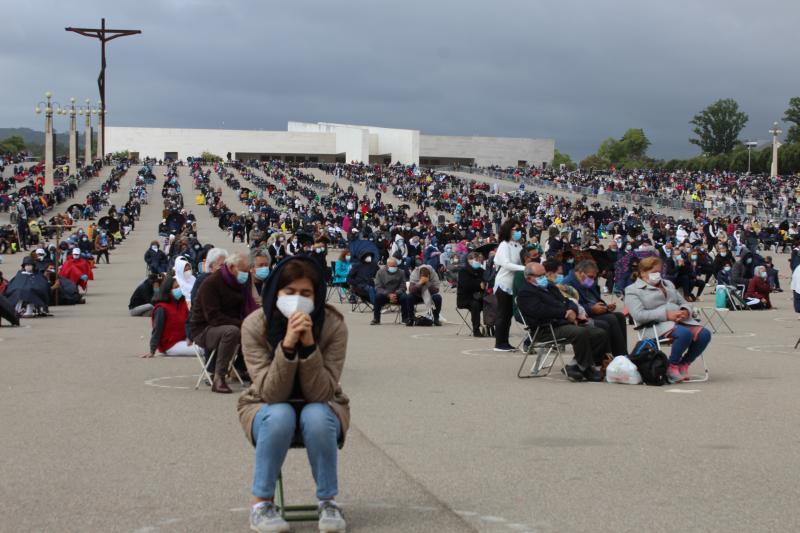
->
[625,257,711,384]
[517,262,610,382]
[457,252,485,336]
[346,250,378,305]
[238,256,349,533]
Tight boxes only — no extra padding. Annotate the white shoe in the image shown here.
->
[250,502,290,532]
[318,500,346,532]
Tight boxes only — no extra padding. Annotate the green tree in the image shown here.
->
[0,135,26,155]
[689,98,748,155]
[597,137,625,164]
[200,151,223,162]
[551,149,575,170]
[783,96,800,144]
[579,154,611,170]
[619,128,650,159]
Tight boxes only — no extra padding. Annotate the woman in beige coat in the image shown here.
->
[238,256,349,533]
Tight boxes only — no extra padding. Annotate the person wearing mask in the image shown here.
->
[94,229,111,264]
[370,257,409,325]
[286,234,301,256]
[517,261,610,382]
[408,263,443,327]
[173,256,196,307]
[744,265,772,309]
[389,234,409,269]
[457,252,485,336]
[331,250,352,299]
[730,249,755,288]
[238,256,348,533]
[144,240,169,274]
[680,249,707,301]
[59,247,93,292]
[4,256,51,318]
[250,249,272,306]
[493,219,526,351]
[564,260,629,356]
[268,234,288,265]
[141,271,195,357]
[191,247,229,303]
[346,251,378,306]
[129,274,162,316]
[712,244,733,283]
[625,257,711,384]
[310,241,328,274]
[190,252,258,393]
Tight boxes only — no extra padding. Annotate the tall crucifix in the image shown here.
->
[65,18,141,160]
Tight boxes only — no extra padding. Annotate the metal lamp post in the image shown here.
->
[78,99,98,167]
[95,100,106,162]
[65,97,78,176]
[744,141,758,175]
[34,91,62,193]
[769,122,782,178]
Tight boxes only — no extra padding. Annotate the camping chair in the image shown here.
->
[380,302,404,324]
[348,286,373,313]
[455,307,473,336]
[631,316,709,383]
[193,343,245,390]
[718,285,749,311]
[515,311,568,379]
[699,306,734,334]
[275,401,345,523]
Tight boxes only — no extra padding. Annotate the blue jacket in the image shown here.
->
[563,271,604,309]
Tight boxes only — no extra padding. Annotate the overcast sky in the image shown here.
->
[2,0,798,159]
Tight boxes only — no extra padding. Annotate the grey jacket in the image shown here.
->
[624,278,700,338]
[374,267,406,295]
[409,265,440,306]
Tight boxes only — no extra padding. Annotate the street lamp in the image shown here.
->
[77,98,99,167]
[95,100,107,162]
[63,97,79,177]
[744,141,758,175]
[34,91,63,193]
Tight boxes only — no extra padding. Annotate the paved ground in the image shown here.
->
[1,165,800,532]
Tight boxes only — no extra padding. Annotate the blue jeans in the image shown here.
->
[669,325,711,365]
[251,403,341,500]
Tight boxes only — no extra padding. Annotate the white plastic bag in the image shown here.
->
[605,355,642,385]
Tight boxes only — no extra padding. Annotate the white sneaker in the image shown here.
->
[250,502,290,532]
[318,500,346,532]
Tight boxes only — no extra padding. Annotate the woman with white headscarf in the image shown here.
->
[173,256,196,306]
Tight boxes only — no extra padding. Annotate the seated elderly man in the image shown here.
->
[249,248,272,305]
[408,263,442,326]
[190,251,258,393]
[371,257,410,325]
[564,259,629,356]
[517,262,611,382]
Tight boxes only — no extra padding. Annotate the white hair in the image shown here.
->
[205,248,228,268]
[225,251,250,267]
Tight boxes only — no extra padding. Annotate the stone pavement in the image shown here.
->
[1,166,800,532]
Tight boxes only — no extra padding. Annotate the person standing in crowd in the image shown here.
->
[141,271,195,357]
[238,256,348,533]
[457,252,485,336]
[94,228,111,264]
[493,219,526,351]
[190,252,257,393]
[625,257,711,384]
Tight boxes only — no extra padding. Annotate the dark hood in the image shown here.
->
[261,255,327,349]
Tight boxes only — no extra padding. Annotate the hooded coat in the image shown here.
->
[237,256,350,446]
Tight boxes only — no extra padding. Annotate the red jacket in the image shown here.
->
[59,258,93,289]
[744,276,771,308]
[152,301,189,353]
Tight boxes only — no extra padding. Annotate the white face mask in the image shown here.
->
[276,294,315,318]
[151,245,158,252]
[364,256,372,263]
[648,272,662,284]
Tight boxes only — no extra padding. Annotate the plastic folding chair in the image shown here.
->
[193,343,245,390]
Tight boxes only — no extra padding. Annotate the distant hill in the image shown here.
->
[0,127,96,157]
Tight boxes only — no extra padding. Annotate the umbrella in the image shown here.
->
[97,216,120,234]
[474,242,498,256]
[348,239,380,264]
[165,212,187,233]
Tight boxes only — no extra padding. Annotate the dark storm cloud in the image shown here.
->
[1,0,798,159]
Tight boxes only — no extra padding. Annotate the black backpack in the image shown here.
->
[628,339,668,386]
[412,315,434,327]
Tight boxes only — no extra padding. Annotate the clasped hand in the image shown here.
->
[283,311,314,349]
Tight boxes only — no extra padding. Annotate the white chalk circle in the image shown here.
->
[144,374,199,390]
[774,317,800,323]
[746,344,797,355]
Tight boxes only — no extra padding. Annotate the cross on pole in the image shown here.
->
[65,18,141,161]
